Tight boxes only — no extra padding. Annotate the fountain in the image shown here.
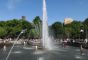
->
[5,0,54,60]
[5,29,27,60]
[0,0,88,60]
[42,0,54,50]
[33,0,54,55]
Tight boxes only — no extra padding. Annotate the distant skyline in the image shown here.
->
[0,0,88,25]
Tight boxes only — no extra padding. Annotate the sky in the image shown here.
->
[0,0,88,25]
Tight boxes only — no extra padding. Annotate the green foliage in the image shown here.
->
[83,18,88,26]
[51,22,63,38]
[0,21,6,27]
[0,16,88,40]
[68,21,81,39]
[33,16,42,38]
[0,16,42,39]
[29,29,39,39]
[0,27,7,38]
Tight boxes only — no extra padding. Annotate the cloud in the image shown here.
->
[7,0,22,10]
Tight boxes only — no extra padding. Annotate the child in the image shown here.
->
[80,45,84,55]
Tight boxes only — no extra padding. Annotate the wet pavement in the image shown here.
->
[0,45,88,60]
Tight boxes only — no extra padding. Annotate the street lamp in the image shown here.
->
[80,29,84,33]
[80,28,84,42]
[21,29,27,34]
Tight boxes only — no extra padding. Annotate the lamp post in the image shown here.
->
[84,25,88,44]
[80,28,84,42]
[85,25,87,40]
[80,29,84,33]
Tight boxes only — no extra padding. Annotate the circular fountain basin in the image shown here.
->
[0,45,88,60]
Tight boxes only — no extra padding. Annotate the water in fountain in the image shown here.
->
[42,0,54,50]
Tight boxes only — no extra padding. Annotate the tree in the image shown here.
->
[33,16,42,38]
[51,22,63,39]
[83,18,88,26]
[0,21,6,27]
[70,21,83,39]
[83,18,88,39]
[29,29,38,39]
[0,19,33,39]
[0,27,7,38]
[6,19,20,27]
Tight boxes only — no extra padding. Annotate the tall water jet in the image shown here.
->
[42,0,53,50]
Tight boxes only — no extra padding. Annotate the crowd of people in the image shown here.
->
[0,38,88,55]
[60,38,88,55]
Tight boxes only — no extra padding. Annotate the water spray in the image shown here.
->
[5,29,27,60]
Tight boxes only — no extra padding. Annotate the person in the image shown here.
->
[3,45,6,51]
[80,44,84,55]
[84,39,88,44]
[35,45,38,50]
[23,41,26,46]
[62,39,67,48]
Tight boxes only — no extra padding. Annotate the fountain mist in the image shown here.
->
[42,0,54,50]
